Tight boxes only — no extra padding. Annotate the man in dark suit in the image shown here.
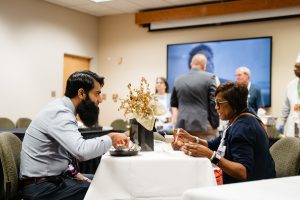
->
[235,66,264,113]
[171,54,219,140]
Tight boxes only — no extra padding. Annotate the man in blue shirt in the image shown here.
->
[20,70,128,200]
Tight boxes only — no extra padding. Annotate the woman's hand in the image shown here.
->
[171,139,184,150]
[174,128,194,143]
[182,142,213,158]
[171,128,191,150]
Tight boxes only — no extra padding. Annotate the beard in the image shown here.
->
[76,97,99,128]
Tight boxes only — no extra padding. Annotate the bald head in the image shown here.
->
[190,54,207,71]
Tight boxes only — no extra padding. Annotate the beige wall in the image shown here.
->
[1,0,299,127]
[0,0,99,123]
[98,14,300,126]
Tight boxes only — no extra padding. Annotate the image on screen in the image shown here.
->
[167,37,272,107]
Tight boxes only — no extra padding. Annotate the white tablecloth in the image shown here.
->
[182,175,300,200]
[84,147,216,200]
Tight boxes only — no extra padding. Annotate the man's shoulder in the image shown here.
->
[174,73,189,83]
[249,84,260,93]
[40,98,73,116]
[175,70,215,84]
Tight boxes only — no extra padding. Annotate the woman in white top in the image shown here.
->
[155,77,172,129]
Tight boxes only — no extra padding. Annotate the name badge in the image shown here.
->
[217,145,226,157]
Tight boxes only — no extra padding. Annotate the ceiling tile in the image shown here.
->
[126,0,171,10]
[43,0,249,17]
[45,0,91,7]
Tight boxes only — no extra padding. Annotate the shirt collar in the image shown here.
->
[62,96,76,115]
[191,68,200,71]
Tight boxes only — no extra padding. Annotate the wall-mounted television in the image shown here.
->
[167,36,272,107]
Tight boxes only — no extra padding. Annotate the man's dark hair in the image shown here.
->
[215,81,248,114]
[188,44,214,73]
[65,70,104,98]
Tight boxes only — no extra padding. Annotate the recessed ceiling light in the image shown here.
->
[90,0,112,3]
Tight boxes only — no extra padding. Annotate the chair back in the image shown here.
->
[110,119,129,131]
[0,118,15,129]
[270,137,300,177]
[16,118,32,128]
[0,132,22,199]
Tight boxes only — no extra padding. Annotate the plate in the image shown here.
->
[109,150,139,157]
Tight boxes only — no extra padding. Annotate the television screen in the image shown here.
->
[167,37,272,107]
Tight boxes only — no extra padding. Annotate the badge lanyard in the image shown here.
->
[216,110,248,157]
[216,124,231,157]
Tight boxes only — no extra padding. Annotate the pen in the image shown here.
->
[174,128,180,143]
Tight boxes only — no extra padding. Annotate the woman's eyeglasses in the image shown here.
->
[215,100,228,107]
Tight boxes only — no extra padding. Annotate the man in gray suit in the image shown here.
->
[171,54,219,140]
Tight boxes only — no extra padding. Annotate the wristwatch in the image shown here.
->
[211,151,221,165]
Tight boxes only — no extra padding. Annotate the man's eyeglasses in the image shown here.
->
[215,100,228,107]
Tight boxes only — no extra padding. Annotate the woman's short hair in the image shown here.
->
[156,77,169,93]
[215,81,248,113]
[65,70,104,98]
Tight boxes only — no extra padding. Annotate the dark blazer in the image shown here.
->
[171,69,219,132]
[248,83,264,113]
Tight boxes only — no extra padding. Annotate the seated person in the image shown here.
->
[155,77,173,133]
[172,82,275,184]
[20,70,128,200]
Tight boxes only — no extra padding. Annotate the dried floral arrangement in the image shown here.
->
[118,77,165,130]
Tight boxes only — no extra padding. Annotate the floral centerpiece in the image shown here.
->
[118,77,165,131]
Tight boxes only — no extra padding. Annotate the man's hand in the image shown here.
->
[74,173,92,183]
[108,132,129,149]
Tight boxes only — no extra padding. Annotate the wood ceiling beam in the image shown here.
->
[135,0,300,25]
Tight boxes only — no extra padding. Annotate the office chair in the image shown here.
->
[0,118,15,129]
[110,119,129,131]
[16,118,32,128]
[0,132,22,199]
[270,137,300,177]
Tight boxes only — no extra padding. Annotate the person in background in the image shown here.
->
[171,54,219,140]
[172,82,275,184]
[188,44,221,84]
[188,44,215,74]
[277,52,300,137]
[20,70,129,200]
[235,66,264,113]
[155,77,172,124]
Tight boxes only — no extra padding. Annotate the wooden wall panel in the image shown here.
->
[135,0,300,25]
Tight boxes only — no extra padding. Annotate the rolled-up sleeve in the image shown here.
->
[48,111,112,161]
